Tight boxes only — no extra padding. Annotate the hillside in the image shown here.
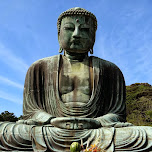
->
[126,83,152,126]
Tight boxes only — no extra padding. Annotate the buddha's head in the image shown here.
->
[57,7,97,54]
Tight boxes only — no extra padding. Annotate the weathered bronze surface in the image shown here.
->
[0,7,152,152]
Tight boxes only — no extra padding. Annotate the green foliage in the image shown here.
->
[18,115,23,120]
[126,83,152,126]
[0,111,18,122]
[146,111,152,118]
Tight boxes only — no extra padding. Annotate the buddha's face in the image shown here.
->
[58,15,95,53]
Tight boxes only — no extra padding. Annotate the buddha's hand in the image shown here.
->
[50,117,101,130]
[16,119,46,125]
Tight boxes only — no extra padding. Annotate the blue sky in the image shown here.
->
[0,0,152,117]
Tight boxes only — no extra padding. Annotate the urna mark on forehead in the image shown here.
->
[61,15,94,27]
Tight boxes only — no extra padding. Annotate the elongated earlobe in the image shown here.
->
[90,48,93,54]
[59,47,63,53]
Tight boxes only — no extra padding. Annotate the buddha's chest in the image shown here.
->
[59,58,91,101]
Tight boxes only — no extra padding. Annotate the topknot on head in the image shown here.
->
[57,7,97,35]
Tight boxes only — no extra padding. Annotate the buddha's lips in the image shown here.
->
[71,40,81,44]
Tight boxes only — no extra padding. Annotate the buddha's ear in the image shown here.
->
[58,34,63,53]
[58,34,61,46]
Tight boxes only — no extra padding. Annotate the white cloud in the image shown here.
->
[0,75,23,89]
[0,43,29,74]
[0,90,22,104]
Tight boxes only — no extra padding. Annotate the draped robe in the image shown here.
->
[0,55,152,151]
[23,55,126,123]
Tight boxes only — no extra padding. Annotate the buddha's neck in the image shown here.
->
[64,51,89,62]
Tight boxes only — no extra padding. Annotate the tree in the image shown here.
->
[18,115,23,120]
[0,111,18,122]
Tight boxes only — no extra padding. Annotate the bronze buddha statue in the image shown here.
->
[0,7,152,152]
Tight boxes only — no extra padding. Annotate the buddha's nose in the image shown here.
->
[72,27,80,38]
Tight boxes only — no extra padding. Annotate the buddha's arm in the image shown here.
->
[94,114,132,127]
[21,88,55,125]
[93,61,132,127]
[21,60,56,125]
[17,111,55,125]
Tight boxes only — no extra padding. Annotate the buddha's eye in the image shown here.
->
[64,26,75,31]
[80,27,90,32]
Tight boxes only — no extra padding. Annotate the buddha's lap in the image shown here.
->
[1,122,152,151]
[1,122,152,142]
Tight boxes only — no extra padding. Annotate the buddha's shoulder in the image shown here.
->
[29,55,60,68]
[92,56,120,69]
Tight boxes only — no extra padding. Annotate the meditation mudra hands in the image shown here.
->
[16,117,101,129]
[50,117,101,129]
[17,117,133,129]
[50,117,133,129]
